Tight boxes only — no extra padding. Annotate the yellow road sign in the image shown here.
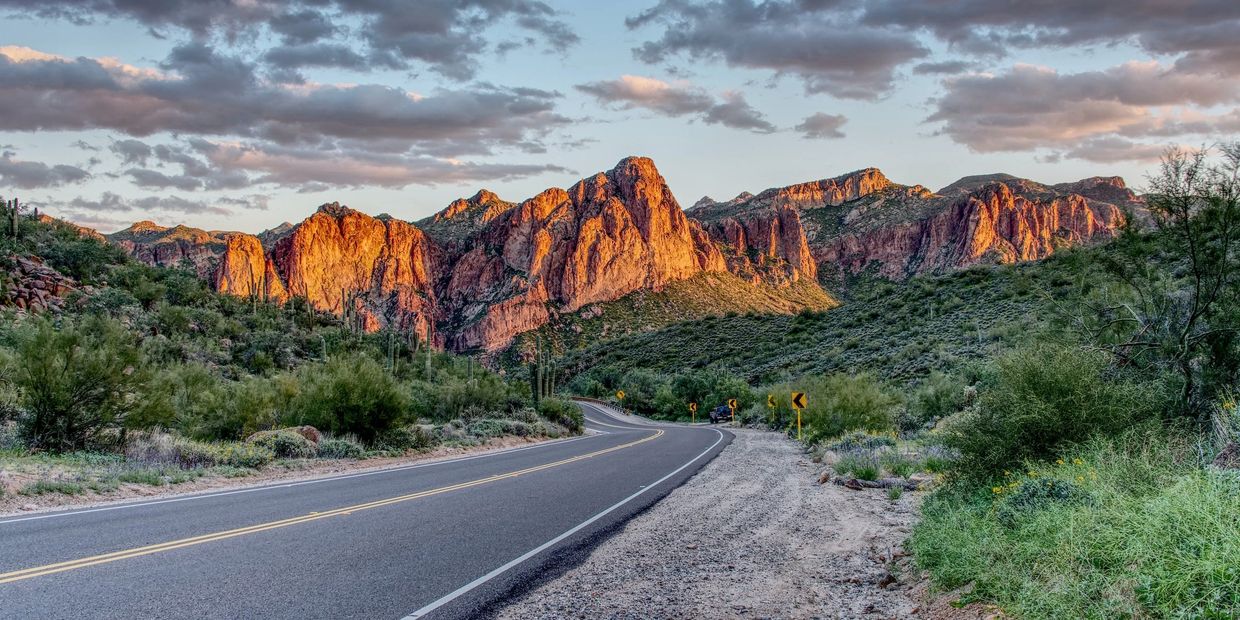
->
[791,391,807,409]
[688,402,698,413]
[767,394,775,408]
[616,390,626,400]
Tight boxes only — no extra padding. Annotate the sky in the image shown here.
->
[1,0,1238,233]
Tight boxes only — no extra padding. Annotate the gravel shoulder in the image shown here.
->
[497,427,923,619]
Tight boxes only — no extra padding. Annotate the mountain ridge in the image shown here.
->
[98,157,1139,351]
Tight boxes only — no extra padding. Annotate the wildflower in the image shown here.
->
[1072,458,1083,466]
[1004,470,1011,477]
[1056,459,1065,465]
[1076,476,1085,483]
[992,486,1003,494]
[1028,470,1038,478]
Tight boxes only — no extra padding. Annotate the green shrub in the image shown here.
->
[20,480,85,496]
[126,432,220,469]
[829,431,896,452]
[118,469,165,486]
[945,344,1165,476]
[214,442,275,469]
[779,373,898,445]
[247,429,317,459]
[8,316,151,452]
[288,354,409,443]
[902,371,967,432]
[537,398,583,432]
[881,452,917,478]
[317,437,364,459]
[375,425,436,453]
[994,477,1093,527]
[834,451,881,481]
[887,486,903,500]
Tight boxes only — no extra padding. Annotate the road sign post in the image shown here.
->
[791,391,807,441]
[727,398,738,422]
[689,402,697,424]
[766,393,775,425]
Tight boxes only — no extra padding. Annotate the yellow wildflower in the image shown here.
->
[1076,476,1085,483]
[1056,459,1065,465]
[992,486,1003,494]
[1072,458,1084,466]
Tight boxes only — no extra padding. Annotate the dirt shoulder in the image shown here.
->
[0,434,568,518]
[497,428,923,619]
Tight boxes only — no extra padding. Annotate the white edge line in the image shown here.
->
[0,431,612,526]
[400,425,726,620]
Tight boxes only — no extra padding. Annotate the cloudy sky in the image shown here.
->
[1,0,1238,233]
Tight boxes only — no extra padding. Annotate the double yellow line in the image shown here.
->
[0,429,663,585]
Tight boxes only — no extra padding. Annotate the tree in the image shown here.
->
[10,317,149,452]
[1077,143,1240,417]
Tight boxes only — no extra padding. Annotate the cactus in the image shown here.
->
[528,335,556,408]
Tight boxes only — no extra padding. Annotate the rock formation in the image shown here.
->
[114,157,1137,351]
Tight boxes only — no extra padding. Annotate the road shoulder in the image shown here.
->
[496,428,921,619]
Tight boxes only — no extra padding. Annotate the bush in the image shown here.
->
[829,431,896,452]
[778,373,898,445]
[537,398,583,432]
[126,432,220,469]
[247,429,317,459]
[901,371,967,432]
[834,451,881,481]
[8,316,151,452]
[287,354,409,443]
[214,442,275,469]
[994,477,1093,527]
[375,425,436,453]
[20,480,85,496]
[945,344,1165,475]
[317,437,364,459]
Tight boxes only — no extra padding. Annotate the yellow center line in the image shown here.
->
[0,428,664,585]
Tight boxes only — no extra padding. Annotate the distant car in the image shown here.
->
[708,404,731,424]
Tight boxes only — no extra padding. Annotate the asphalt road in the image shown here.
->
[0,401,731,619]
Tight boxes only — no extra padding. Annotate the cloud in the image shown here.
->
[1061,137,1171,163]
[0,0,580,80]
[795,112,847,139]
[0,44,571,184]
[927,62,1240,158]
[193,139,572,188]
[626,0,928,99]
[862,0,1240,74]
[0,152,90,188]
[59,191,233,216]
[912,60,974,75]
[576,75,775,133]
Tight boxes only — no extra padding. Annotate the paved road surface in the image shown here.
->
[0,402,730,619]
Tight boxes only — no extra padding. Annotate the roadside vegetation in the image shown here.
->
[564,146,1240,618]
[0,208,582,504]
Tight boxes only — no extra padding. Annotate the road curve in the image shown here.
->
[0,401,731,619]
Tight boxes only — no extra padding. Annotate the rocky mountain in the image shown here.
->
[111,156,1138,351]
[106,221,234,279]
[690,168,1139,281]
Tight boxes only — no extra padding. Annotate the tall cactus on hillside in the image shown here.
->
[528,335,556,409]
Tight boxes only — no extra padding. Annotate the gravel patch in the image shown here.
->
[497,428,921,619]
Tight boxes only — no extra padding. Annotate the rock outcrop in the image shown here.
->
[1,255,76,314]
[107,221,233,279]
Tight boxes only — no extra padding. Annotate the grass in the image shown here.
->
[911,431,1240,618]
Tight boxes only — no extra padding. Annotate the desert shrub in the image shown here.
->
[778,373,898,445]
[247,429,317,459]
[829,431,897,452]
[117,469,165,486]
[287,354,408,443]
[881,452,917,478]
[538,398,583,432]
[945,344,1165,475]
[214,442,275,469]
[901,371,967,432]
[20,480,85,496]
[7,316,152,452]
[375,425,436,452]
[317,437,364,459]
[994,477,1093,527]
[834,451,881,481]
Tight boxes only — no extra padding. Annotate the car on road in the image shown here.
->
[708,404,731,424]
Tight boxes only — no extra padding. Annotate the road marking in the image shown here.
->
[401,425,726,619]
[0,433,605,526]
[0,429,663,585]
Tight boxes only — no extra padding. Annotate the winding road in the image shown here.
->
[0,401,731,619]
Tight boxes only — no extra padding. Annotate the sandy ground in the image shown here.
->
[498,428,925,620]
[0,434,566,517]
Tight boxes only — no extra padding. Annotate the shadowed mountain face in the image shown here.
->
[107,157,1138,351]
